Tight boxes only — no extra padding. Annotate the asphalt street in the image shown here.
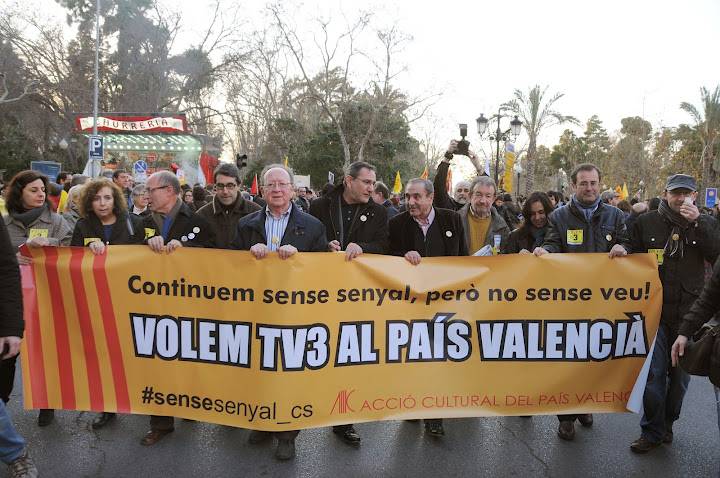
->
[2,377,718,478]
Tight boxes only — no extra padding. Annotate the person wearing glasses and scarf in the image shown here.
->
[629,174,720,453]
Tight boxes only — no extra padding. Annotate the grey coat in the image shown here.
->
[3,207,73,248]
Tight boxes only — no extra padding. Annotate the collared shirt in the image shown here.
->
[265,203,292,251]
[132,205,147,215]
[413,207,436,237]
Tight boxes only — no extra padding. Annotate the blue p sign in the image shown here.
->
[88,135,104,161]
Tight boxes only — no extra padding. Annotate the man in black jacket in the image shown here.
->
[534,163,631,441]
[389,178,467,438]
[308,161,387,445]
[310,161,387,260]
[231,164,327,461]
[629,174,719,453]
[0,218,39,476]
[196,163,261,249]
[140,170,214,446]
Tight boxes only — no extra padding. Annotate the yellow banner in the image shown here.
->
[20,247,661,431]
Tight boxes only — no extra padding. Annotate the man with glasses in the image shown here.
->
[231,164,327,461]
[196,163,261,249]
[139,170,214,446]
[458,176,510,255]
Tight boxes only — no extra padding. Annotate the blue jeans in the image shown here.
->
[640,324,691,443]
[0,397,25,464]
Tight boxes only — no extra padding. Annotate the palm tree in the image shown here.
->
[502,85,579,195]
[680,86,720,191]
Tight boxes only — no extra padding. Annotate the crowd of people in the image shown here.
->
[0,140,719,474]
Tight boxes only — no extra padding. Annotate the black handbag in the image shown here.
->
[679,318,720,385]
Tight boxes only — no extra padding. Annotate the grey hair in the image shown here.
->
[470,176,497,195]
[406,178,434,195]
[132,184,147,197]
[150,170,181,194]
[346,161,376,178]
[455,180,471,190]
[261,164,294,185]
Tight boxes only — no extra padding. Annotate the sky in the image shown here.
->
[10,0,720,167]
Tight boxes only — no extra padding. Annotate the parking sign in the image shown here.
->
[88,135,104,161]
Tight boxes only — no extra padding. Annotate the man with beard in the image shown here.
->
[458,176,510,255]
[388,178,467,437]
[196,163,261,249]
[629,174,719,453]
[534,163,631,441]
[432,140,477,211]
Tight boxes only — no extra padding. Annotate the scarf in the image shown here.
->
[11,204,46,227]
[152,199,182,240]
[530,225,548,249]
[571,195,601,222]
[658,199,692,258]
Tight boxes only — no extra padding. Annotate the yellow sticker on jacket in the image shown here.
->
[567,229,583,245]
[28,228,48,240]
[84,238,102,246]
[144,228,156,239]
[649,248,664,265]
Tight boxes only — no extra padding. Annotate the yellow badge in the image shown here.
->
[28,228,48,240]
[567,229,583,245]
[649,248,664,265]
[271,236,280,245]
[144,228,156,239]
[84,238,101,246]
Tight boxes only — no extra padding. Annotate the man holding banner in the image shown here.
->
[389,177,467,436]
[457,176,510,255]
[141,171,213,446]
[231,164,327,460]
[629,174,719,453]
[534,163,631,441]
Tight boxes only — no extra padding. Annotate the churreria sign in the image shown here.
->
[129,312,648,369]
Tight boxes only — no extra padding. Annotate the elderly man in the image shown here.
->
[457,176,510,255]
[196,163,261,249]
[432,140,477,211]
[388,178,467,437]
[137,170,213,445]
[629,174,719,453]
[534,163,631,441]
[231,164,327,461]
[309,161,387,445]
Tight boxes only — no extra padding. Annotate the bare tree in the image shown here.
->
[0,73,37,105]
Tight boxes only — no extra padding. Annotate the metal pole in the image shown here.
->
[91,0,101,177]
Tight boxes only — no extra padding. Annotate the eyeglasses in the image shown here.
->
[215,182,238,191]
[264,182,292,190]
[146,185,170,194]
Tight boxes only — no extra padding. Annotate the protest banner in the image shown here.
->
[20,246,661,431]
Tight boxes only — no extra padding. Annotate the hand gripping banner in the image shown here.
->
[19,246,661,431]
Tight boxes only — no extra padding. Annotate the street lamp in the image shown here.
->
[557,168,567,196]
[513,161,523,200]
[476,109,523,187]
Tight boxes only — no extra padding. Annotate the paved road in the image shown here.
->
[2,377,717,477]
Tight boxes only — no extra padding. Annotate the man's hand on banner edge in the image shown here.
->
[671,335,688,367]
[0,336,21,359]
[148,236,165,253]
[278,245,297,260]
[328,240,341,252]
[608,244,628,258]
[533,247,549,256]
[404,250,422,265]
[250,243,268,259]
[345,243,363,261]
[165,239,182,254]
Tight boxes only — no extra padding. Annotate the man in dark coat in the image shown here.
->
[310,161,388,260]
[231,164,327,461]
[140,171,213,447]
[388,178,467,438]
[372,181,399,219]
[308,161,387,446]
[629,174,719,453]
[534,163,631,441]
[196,163,261,249]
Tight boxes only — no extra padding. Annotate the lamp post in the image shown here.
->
[513,161,523,200]
[557,168,567,197]
[476,109,523,187]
